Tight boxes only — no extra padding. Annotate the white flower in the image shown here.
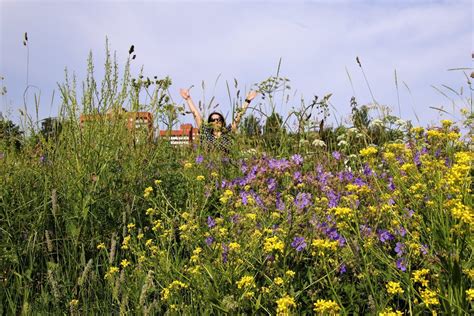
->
[369,119,383,128]
[347,127,359,134]
[312,139,326,147]
[336,134,346,141]
[337,140,348,147]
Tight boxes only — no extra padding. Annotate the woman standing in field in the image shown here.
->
[179,88,258,152]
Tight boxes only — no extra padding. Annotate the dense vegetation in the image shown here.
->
[1,45,473,315]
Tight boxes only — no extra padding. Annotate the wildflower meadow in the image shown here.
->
[1,45,473,315]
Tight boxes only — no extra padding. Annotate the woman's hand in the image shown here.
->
[180,88,190,100]
[245,90,258,102]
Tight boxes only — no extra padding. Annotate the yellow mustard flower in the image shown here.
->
[276,295,296,315]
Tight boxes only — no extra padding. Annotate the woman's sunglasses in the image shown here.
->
[210,117,223,122]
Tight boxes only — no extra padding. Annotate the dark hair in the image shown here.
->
[207,112,226,125]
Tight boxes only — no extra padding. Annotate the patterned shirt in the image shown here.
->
[200,124,233,153]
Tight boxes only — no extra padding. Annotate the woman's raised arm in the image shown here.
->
[180,88,203,129]
[231,90,258,132]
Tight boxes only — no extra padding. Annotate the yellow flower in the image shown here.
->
[137,233,144,240]
[386,281,404,295]
[274,277,284,286]
[245,213,257,221]
[127,223,136,230]
[104,266,119,279]
[145,208,155,216]
[264,236,285,253]
[196,175,205,181]
[96,242,106,250]
[211,172,218,177]
[228,242,241,252]
[360,146,378,157]
[313,299,340,314]
[466,288,474,301]
[236,275,255,289]
[412,269,430,287]
[143,186,153,198]
[184,162,193,169]
[441,119,453,128]
[420,288,439,306]
[276,295,296,315]
[285,270,296,278]
[121,235,131,250]
[120,259,130,268]
[154,179,162,185]
[69,299,79,307]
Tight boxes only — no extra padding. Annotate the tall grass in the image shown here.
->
[0,43,472,314]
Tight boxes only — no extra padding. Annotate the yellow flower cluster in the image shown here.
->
[196,175,205,181]
[143,186,153,198]
[420,288,439,307]
[236,275,255,289]
[386,281,404,295]
[360,146,378,157]
[228,242,241,252]
[104,266,119,279]
[276,295,296,315]
[190,247,202,263]
[311,239,339,256]
[466,288,474,301]
[219,189,234,204]
[161,280,188,300]
[263,236,285,253]
[313,299,340,314]
[412,269,430,287]
[330,207,354,220]
[274,277,284,286]
[121,235,131,250]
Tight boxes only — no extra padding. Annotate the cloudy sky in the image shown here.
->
[1,0,472,129]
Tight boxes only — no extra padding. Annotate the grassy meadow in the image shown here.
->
[1,47,473,315]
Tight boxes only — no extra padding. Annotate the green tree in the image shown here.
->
[0,118,23,150]
[240,114,262,137]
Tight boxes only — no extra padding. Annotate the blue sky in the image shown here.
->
[1,0,472,130]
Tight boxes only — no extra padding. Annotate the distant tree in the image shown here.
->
[40,117,62,141]
[240,114,262,137]
[0,118,23,150]
[263,112,284,135]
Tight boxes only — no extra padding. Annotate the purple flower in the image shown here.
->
[222,244,229,263]
[291,154,303,165]
[363,164,373,176]
[326,190,340,208]
[294,192,312,210]
[195,155,204,164]
[339,264,347,274]
[205,236,214,246]
[396,258,407,271]
[388,177,396,191]
[267,178,277,192]
[397,226,406,237]
[378,230,394,243]
[421,244,428,255]
[332,151,341,161]
[394,242,405,257]
[293,171,302,182]
[207,216,216,228]
[291,236,307,252]
[360,225,372,237]
[276,192,285,210]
